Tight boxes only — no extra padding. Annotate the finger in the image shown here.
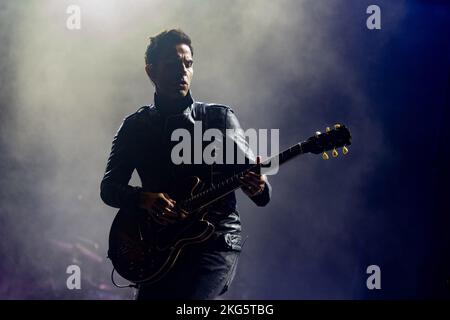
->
[241,179,264,196]
[157,203,190,223]
[153,202,176,214]
[239,177,260,190]
[157,212,177,224]
[165,206,189,219]
[246,171,261,178]
[161,193,176,205]
[247,172,266,184]
[177,208,189,219]
[246,173,266,186]
[152,205,178,222]
[155,196,176,217]
[244,175,262,184]
[155,197,174,211]
[241,172,261,180]
[156,197,177,214]
[242,178,262,189]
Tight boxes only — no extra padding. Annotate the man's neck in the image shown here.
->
[154,91,194,115]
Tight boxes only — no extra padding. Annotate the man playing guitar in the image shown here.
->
[100,29,271,300]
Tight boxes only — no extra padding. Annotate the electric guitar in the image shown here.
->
[107,124,352,284]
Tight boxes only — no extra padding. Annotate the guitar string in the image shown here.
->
[182,142,304,211]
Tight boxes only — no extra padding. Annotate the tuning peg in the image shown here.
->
[342,146,349,155]
[332,148,338,158]
[334,124,341,129]
[325,127,331,133]
[315,131,321,137]
[322,152,329,160]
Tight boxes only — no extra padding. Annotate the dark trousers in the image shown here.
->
[135,233,242,300]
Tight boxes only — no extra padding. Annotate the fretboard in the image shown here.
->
[181,142,305,211]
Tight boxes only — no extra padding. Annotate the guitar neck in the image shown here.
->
[182,141,306,212]
[268,141,304,167]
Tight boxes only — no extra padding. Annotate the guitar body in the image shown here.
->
[108,176,215,284]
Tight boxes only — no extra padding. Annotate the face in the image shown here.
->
[146,43,193,100]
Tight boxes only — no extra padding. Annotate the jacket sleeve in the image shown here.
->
[100,117,142,210]
[225,108,272,207]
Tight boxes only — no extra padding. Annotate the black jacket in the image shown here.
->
[100,92,271,234]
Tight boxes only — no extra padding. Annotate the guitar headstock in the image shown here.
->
[303,124,352,159]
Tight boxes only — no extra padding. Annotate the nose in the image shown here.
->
[171,60,186,73]
[179,62,188,75]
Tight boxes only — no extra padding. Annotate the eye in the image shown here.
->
[165,59,178,67]
[185,60,193,68]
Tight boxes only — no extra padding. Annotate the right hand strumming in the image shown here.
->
[138,192,188,225]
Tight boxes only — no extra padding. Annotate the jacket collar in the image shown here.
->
[154,91,194,115]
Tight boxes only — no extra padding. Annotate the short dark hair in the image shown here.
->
[145,29,193,66]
